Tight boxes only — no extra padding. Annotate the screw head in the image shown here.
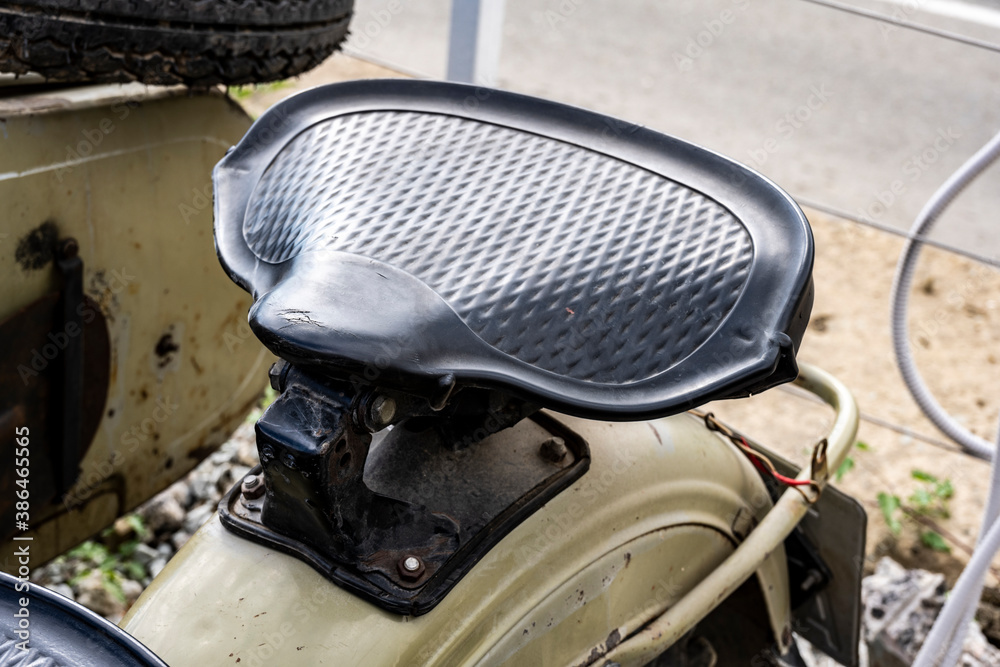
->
[241,474,265,499]
[398,555,425,581]
[539,437,568,463]
[58,238,79,259]
[369,395,396,428]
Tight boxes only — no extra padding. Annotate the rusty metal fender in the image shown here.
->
[0,83,269,564]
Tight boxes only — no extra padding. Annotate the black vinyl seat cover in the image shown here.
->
[214,79,813,420]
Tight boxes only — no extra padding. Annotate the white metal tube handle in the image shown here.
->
[601,362,859,666]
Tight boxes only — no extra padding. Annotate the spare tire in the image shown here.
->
[0,0,354,86]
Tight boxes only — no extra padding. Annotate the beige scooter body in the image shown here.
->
[123,410,796,666]
[0,82,268,564]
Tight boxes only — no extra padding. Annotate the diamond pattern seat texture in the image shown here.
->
[214,80,814,419]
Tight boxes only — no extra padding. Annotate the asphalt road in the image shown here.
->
[347,0,1000,261]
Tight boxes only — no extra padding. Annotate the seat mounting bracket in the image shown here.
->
[219,362,590,615]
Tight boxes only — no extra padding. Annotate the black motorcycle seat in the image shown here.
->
[214,80,813,419]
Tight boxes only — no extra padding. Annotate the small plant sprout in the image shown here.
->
[71,513,156,602]
[877,469,954,553]
[834,441,870,482]
[877,492,903,535]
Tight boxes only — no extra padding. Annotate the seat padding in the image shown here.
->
[214,80,813,419]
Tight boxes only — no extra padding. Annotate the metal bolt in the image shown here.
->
[268,360,288,392]
[369,395,396,429]
[539,437,568,463]
[241,474,265,499]
[58,238,79,260]
[800,569,823,592]
[398,555,425,580]
[730,506,755,541]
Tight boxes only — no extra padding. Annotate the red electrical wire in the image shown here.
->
[735,436,814,487]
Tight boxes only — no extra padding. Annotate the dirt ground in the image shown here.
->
[239,53,1000,586]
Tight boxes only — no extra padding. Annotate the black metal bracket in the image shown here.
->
[0,229,111,540]
[219,362,590,615]
[55,238,85,492]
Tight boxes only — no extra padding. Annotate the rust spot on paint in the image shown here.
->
[156,333,179,358]
[155,330,180,369]
[15,221,58,270]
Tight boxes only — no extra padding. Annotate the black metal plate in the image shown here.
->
[0,292,110,540]
[765,445,867,667]
[214,79,813,420]
[219,412,589,615]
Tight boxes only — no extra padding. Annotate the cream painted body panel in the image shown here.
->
[0,86,269,563]
[123,413,789,666]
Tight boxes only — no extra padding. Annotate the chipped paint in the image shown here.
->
[0,86,265,563]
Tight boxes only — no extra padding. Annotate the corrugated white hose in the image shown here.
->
[890,128,1000,460]
[891,128,1000,667]
[917,447,1000,667]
